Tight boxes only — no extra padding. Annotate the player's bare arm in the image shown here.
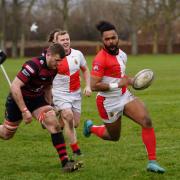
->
[10,77,32,124]
[91,75,133,92]
[91,75,109,91]
[81,65,92,96]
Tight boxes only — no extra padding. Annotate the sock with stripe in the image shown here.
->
[70,142,81,155]
[142,127,156,160]
[51,132,69,167]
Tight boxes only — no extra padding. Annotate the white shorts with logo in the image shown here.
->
[96,90,135,123]
[52,89,81,113]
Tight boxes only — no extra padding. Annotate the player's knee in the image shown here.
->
[3,132,15,140]
[65,118,74,129]
[44,110,61,132]
[74,122,79,128]
[74,119,80,128]
[46,109,56,118]
[109,134,121,141]
[2,123,18,140]
[45,122,61,133]
[142,116,152,128]
[61,112,74,129]
[62,111,73,123]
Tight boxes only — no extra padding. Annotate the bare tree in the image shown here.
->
[0,0,7,51]
[162,0,180,54]
[12,0,21,58]
[69,0,127,40]
[48,0,75,30]
[1,0,179,56]
[128,0,142,55]
[115,0,144,55]
[20,0,36,57]
[143,0,163,54]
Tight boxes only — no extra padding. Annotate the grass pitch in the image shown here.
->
[0,54,180,180]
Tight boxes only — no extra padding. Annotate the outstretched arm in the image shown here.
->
[91,75,134,92]
[10,77,32,124]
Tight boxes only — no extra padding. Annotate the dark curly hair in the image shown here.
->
[96,21,116,34]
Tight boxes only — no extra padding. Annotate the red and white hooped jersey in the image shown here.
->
[52,48,86,93]
[91,48,127,97]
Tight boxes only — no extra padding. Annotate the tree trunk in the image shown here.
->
[63,0,69,30]
[19,0,36,57]
[152,30,158,54]
[166,23,173,54]
[130,0,138,55]
[0,0,6,51]
[12,0,20,58]
[131,29,138,55]
[20,32,25,57]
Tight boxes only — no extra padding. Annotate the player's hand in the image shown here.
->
[127,77,134,86]
[118,77,134,87]
[83,86,92,97]
[22,110,33,124]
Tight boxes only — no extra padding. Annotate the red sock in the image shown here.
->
[142,128,156,160]
[91,125,105,138]
[70,142,81,154]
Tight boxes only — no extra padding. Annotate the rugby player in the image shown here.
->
[52,30,92,157]
[0,44,80,172]
[83,21,165,173]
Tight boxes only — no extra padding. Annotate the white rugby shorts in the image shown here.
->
[96,90,135,123]
[52,89,81,113]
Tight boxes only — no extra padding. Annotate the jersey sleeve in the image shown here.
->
[91,56,105,77]
[121,50,127,65]
[79,51,87,67]
[17,60,39,84]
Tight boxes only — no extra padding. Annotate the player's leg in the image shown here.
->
[61,109,82,156]
[124,98,165,173]
[0,120,21,140]
[73,110,80,128]
[0,94,22,140]
[32,103,80,172]
[84,118,121,141]
[70,99,82,155]
[84,95,122,141]
[53,93,82,156]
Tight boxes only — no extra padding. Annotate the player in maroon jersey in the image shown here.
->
[0,43,81,172]
[83,21,165,173]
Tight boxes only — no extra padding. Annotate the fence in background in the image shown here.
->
[5,42,180,57]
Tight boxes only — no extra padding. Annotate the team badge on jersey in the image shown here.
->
[41,77,46,81]
[109,112,115,117]
[93,65,99,71]
[25,64,34,74]
[40,60,44,65]
[74,59,78,65]
[22,69,30,77]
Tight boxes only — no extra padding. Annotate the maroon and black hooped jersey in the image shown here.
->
[17,56,57,97]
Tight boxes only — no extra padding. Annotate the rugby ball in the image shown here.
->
[132,69,154,90]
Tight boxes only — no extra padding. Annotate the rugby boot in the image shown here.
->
[62,160,81,173]
[72,152,84,168]
[147,160,165,173]
[83,120,93,137]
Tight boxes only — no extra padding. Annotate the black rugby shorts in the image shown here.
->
[5,94,49,122]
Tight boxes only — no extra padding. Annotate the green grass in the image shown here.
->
[0,54,180,180]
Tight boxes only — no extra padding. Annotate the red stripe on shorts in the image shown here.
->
[96,95,108,119]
